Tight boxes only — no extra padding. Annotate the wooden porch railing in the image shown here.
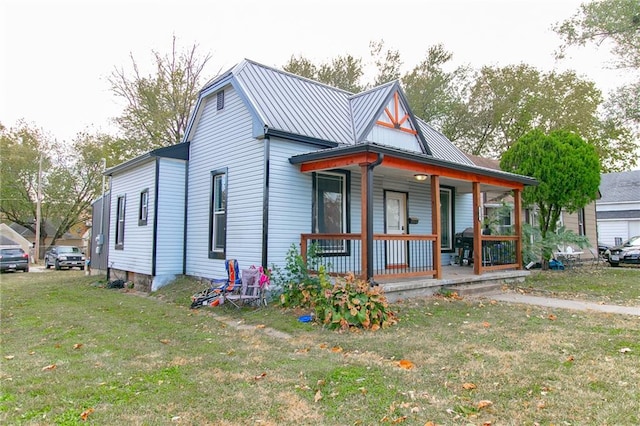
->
[300,233,438,280]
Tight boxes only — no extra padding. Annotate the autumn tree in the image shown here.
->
[500,129,600,263]
[109,36,212,157]
[0,121,125,256]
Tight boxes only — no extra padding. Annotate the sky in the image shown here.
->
[1,0,634,144]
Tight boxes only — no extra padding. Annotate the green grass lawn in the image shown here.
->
[1,269,638,425]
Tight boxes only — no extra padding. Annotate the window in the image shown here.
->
[138,189,149,226]
[209,170,227,259]
[578,208,586,236]
[216,90,224,111]
[440,188,453,251]
[313,171,350,254]
[115,196,126,250]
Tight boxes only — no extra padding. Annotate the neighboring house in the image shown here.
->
[103,59,537,291]
[7,221,85,259]
[0,223,32,255]
[466,154,600,260]
[597,170,640,246]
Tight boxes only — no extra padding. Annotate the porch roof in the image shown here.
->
[289,142,538,190]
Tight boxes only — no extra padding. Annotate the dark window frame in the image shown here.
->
[115,195,126,250]
[312,170,351,256]
[208,168,228,259]
[138,188,149,226]
[440,186,455,252]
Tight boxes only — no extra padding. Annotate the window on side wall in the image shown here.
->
[115,195,126,250]
[440,187,453,251]
[138,189,149,226]
[313,171,350,255]
[209,169,227,259]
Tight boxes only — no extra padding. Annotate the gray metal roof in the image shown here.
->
[189,59,474,165]
[599,170,640,203]
[597,210,640,219]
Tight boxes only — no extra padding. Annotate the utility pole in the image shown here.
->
[34,153,43,264]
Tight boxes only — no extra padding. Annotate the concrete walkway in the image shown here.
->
[489,293,640,316]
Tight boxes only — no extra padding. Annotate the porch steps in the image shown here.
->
[380,269,529,303]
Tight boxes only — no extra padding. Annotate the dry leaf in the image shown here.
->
[80,407,94,421]
[73,343,83,350]
[462,382,477,390]
[314,390,323,402]
[566,355,575,362]
[159,339,170,344]
[482,321,491,328]
[477,400,493,409]
[255,324,266,329]
[4,355,14,360]
[319,343,328,349]
[391,416,408,424]
[425,422,436,426]
[483,422,492,426]
[254,372,267,380]
[359,387,367,395]
[42,364,57,371]
[331,346,343,353]
[620,347,632,353]
[398,359,415,370]
[548,314,557,321]
[537,400,546,409]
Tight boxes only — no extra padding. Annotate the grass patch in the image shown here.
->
[514,267,640,306]
[1,270,638,424]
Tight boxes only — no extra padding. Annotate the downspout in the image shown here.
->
[261,134,270,269]
[182,154,190,275]
[367,153,384,284]
[151,160,160,277]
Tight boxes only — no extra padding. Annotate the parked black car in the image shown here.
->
[605,236,640,267]
[0,247,29,273]
[44,246,86,270]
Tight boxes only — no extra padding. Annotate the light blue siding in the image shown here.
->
[366,126,422,153]
[109,160,155,274]
[155,158,187,275]
[185,85,264,279]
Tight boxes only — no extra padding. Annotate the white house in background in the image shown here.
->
[596,170,640,246]
[103,59,536,291]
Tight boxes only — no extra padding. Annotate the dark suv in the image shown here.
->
[44,246,86,270]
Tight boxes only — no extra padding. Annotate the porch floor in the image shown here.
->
[377,265,529,302]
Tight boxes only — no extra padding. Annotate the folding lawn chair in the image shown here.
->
[190,259,242,308]
[224,267,263,308]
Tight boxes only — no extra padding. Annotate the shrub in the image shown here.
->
[314,272,398,331]
[271,244,331,309]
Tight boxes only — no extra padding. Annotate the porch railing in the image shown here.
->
[478,235,519,273]
[300,233,438,280]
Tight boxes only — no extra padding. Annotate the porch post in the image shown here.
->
[360,164,370,282]
[514,188,523,269]
[430,175,442,279]
[473,181,482,275]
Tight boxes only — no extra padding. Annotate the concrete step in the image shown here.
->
[448,282,503,297]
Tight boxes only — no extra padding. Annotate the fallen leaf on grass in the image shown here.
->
[314,390,323,402]
[331,346,343,353]
[566,355,575,362]
[4,355,14,360]
[42,364,57,371]
[477,400,493,409]
[397,359,415,370]
[462,382,477,390]
[620,347,632,354]
[548,314,557,321]
[255,324,266,329]
[482,321,491,328]
[391,416,407,423]
[319,343,328,349]
[73,343,83,350]
[159,339,170,344]
[80,407,94,421]
[537,400,546,409]
[254,372,267,381]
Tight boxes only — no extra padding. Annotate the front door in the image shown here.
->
[385,191,407,267]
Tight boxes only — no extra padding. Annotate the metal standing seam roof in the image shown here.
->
[192,59,486,166]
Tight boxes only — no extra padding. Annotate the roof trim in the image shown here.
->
[264,128,339,148]
[105,142,190,176]
[289,142,538,186]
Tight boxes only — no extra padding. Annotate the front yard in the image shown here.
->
[1,268,638,425]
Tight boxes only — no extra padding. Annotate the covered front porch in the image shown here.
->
[290,143,537,283]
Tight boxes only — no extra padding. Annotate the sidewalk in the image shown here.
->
[489,293,640,316]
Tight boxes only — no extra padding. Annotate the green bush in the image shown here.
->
[314,272,398,331]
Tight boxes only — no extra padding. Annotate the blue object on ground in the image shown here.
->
[298,315,313,322]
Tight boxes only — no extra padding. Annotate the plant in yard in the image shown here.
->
[314,272,398,331]
[271,243,332,309]
[522,224,591,265]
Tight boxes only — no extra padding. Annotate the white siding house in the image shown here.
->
[597,170,640,246]
[102,59,537,289]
